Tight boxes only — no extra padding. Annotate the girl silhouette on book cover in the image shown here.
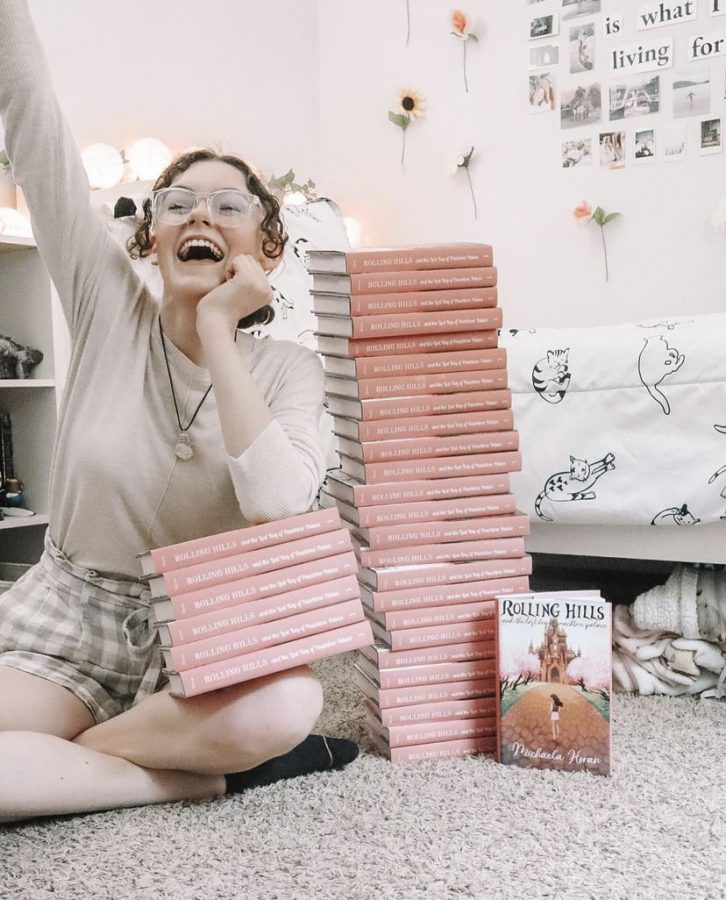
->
[550,693,564,741]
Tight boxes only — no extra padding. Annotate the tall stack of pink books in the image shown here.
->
[140,508,373,698]
[309,242,531,763]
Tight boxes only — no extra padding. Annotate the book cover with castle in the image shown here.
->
[496,592,612,777]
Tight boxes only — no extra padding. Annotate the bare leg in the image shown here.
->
[0,668,222,823]
[75,666,324,774]
[0,664,323,823]
[0,731,223,823]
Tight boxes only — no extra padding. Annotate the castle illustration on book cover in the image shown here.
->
[497,593,612,777]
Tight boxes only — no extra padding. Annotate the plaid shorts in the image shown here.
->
[0,533,165,723]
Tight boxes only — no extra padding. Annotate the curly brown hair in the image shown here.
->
[127,148,287,329]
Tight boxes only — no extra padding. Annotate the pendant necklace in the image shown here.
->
[159,317,213,461]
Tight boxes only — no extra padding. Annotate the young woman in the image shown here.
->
[0,0,357,823]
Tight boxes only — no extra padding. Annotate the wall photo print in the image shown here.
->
[599,130,625,168]
[530,71,557,112]
[673,70,711,117]
[663,123,687,160]
[562,138,593,166]
[700,117,723,153]
[562,0,602,21]
[609,75,660,119]
[634,128,656,161]
[530,14,559,40]
[561,83,602,127]
[569,23,595,73]
[530,43,560,69]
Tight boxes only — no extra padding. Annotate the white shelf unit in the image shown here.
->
[0,235,69,563]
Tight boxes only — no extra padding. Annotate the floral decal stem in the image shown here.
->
[574,201,621,282]
[450,11,478,94]
[448,146,478,219]
[388,89,427,174]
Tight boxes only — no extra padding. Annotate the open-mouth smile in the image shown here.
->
[177,237,225,263]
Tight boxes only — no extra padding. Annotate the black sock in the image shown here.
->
[225,734,359,792]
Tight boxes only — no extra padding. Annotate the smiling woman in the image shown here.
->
[0,0,359,824]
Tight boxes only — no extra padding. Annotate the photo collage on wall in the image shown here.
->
[527,0,726,168]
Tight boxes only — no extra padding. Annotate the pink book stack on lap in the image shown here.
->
[138,507,373,698]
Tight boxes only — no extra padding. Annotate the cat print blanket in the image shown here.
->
[500,314,726,527]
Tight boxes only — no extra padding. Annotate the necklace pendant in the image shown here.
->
[174,432,194,461]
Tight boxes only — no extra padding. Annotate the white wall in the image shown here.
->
[9,0,323,186]
[4,1,725,330]
[317,0,726,328]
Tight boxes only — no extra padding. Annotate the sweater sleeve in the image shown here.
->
[227,343,327,522]
[0,0,138,335]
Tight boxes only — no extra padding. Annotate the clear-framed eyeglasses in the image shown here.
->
[151,187,261,227]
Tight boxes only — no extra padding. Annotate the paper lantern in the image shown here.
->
[127,138,172,181]
[81,143,124,189]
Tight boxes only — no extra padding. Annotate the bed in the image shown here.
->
[500,315,726,564]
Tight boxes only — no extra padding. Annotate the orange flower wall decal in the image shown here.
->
[450,10,479,93]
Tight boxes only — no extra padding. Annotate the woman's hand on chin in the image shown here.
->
[196,253,273,334]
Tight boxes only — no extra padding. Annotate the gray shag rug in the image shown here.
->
[1,652,724,900]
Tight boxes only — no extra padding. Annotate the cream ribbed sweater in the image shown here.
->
[0,0,326,576]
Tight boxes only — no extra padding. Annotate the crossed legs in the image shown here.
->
[0,664,323,823]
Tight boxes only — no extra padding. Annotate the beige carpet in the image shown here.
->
[1,651,724,900]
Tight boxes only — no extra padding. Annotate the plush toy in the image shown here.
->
[0,334,43,378]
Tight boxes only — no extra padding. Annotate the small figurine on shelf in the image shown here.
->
[0,413,33,518]
[0,333,43,378]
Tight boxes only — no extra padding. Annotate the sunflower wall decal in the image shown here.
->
[388,89,427,174]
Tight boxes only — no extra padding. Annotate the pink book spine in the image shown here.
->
[169,620,374,698]
[347,451,522,483]
[361,513,531,553]
[159,551,359,620]
[356,389,512,421]
[351,409,513,442]
[142,508,341,576]
[378,658,497,689]
[337,245,494,274]
[153,529,353,598]
[342,347,505,380]
[343,287,497,317]
[385,620,496,652]
[369,712,497,748]
[346,429,519,464]
[337,330,500,358]
[345,472,511,507]
[346,268,498,296]
[367,558,532,592]
[334,368,509,401]
[376,695,498,727]
[162,575,361,645]
[380,600,496,631]
[367,574,532,612]
[377,734,496,763]
[348,307,503,338]
[354,671,495,708]
[357,536,525,568]
[350,494,517,528]
[360,640,495,670]
[165,599,365,672]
